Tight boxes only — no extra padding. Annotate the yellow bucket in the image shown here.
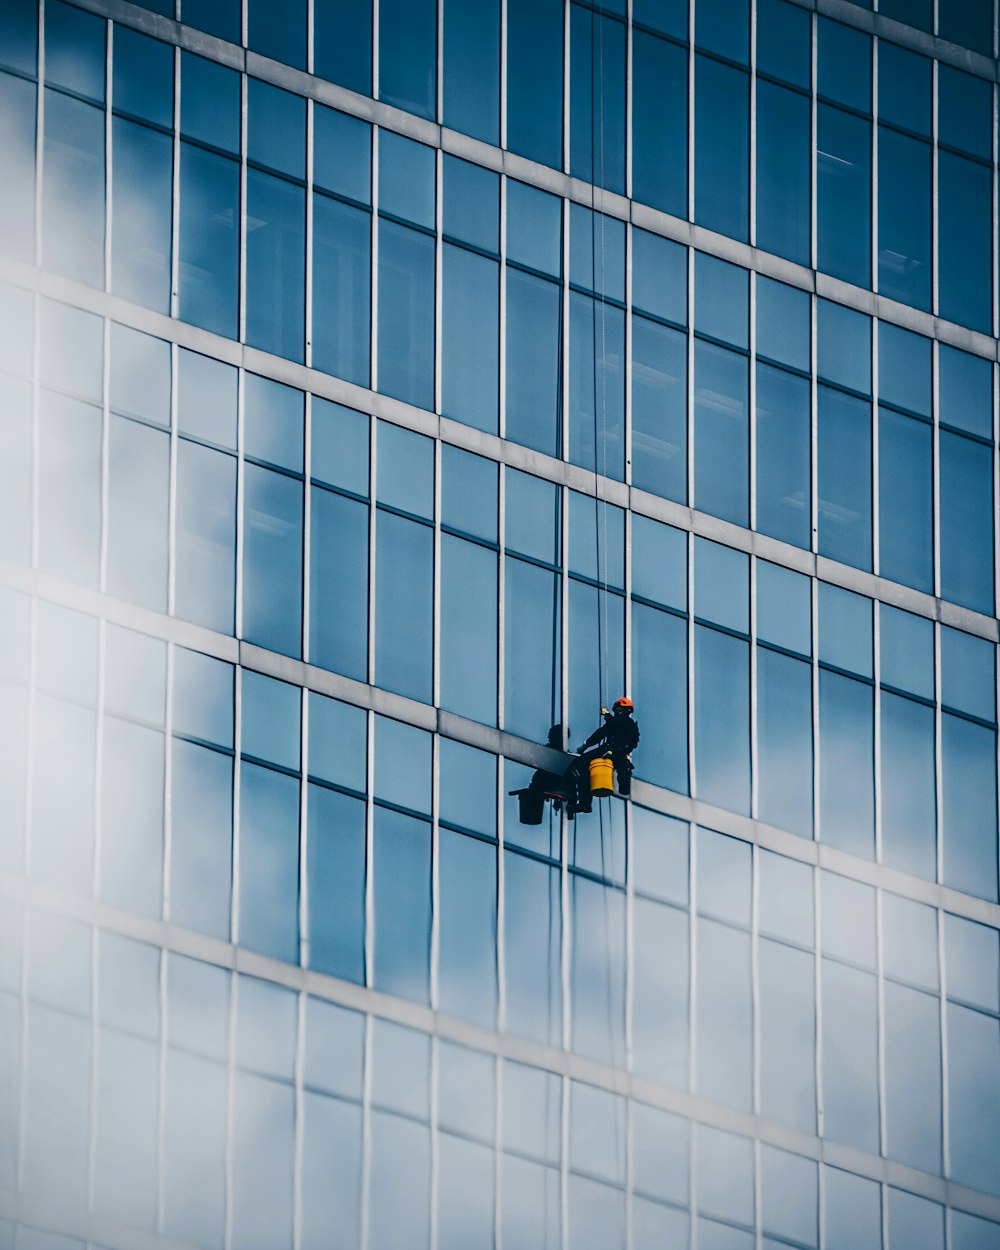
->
[589,756,614,797]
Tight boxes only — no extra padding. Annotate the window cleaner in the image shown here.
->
[565,697,639,817]
[508,725,571,825]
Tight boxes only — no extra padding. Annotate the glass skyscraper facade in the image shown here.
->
[1,0,1000,1247]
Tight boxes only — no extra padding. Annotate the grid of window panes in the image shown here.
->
[2,0,1000,1247]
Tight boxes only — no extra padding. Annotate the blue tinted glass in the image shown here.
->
[373,809,431,1002]
[882,698,936,880]
[507,181,561,277]
[942,715,998,902]
[314,0,372,95]
[307,785,365,982]
[312,399,368,495]
[816,104,871,288]
[238,763,299,962]
[442,245,499,433]
[178,145,239,338]
[111,323,169,427]
[817,300,869,392]
[757,0,810,87]
[374,716,431,813]
[245,374,304,473]
[505,470,560,564]
[307,693,366,791]
[438,833,498,1026]
[442,446,497,542]
[818,388,871,569]
[878,408,932,593]
[182,0,241,42]
[695,253,748,349]
[695,539,748,634]
[820,672,875,857]
[822,961,879,1150]
[632,606,688,792]
[939,0,993,53]
[696,0,749,61]
[439,739,496,836]
[571,878,627,1065]
[819,583,871,677]
[567,580,625,744]
[42,90,105,289]
[568,293,626,481]
[313,194,371,388]
[940,432,994,614]
[243,464,303,658]
[310,486,369,680]
[507,0,563,169]
[761,1148,817,1245]
[111,118,172,313]
[247,0,305,68]
[569,8,626,195]
[314,107,370,204]
[878,43,930,135]
[880,0,932,28]
[633,231,686,325]
[631,316,687,504]
[377,421,433,517]
[173,649,233,748]
[696,919,753,1104]
[695,629,751,814]
[504,561,562,746]
[818,18,870,111]
[179,350,237,448]
[113,27,172,128]
[379,134,436,229]
[825,1169,880,1250]
[880,606,933,699]
[941,628,995,722]
[175,441,236,633]
[757,562,810,655]
[878,127,932,311]
[631,515,686,611]
[939,345,992,439]
[47,0,105,101]
[248,80,306,181]
[939,66,991,159]
[0,72,36,262]
[181,54,239,154]
[570,204,625,302]
[756,364,810,549]
[633,31,687,219]
[505,271,561,457]
[379,0,436,118]
[246,171,306,362]
[443,0,500,144]
[948,1001,1000,1195]
[698,1128,754,1225]
[694,340,749,526]
[377,220,435,409]
[756,80,810,266]
[375,513,433,702]
[0,0,37,75]
[440,535,499,725]
[107,416,169,609]
[242,672,300,771]
[634,0,686,35]
[939,151,992,335]
[695,57,749,242]
[504,856,562,1042]
[879,323,930,416]
[443,157,498,252]
[569,492,625,587]
[954,1211,1000,1250]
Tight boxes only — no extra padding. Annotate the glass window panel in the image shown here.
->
[695,538,748,634]
[443,0,500,144]
[757,648,813,838]
[757,562,810,656]
[880,606,933,698]
[247,0,305,66]
[442,245,499,434]
[374,716,431,814]
[243,463,303,658]
[177,350,235,448]
[756,277,809,373]
[818,387,872,570]
[695,253,748,350]
[378,0,435,119]
[506,0,563,169]
[567,581,625,750]
[36,602,98,707]
[569,8,626,195]
[373,808,431,1004]
[101,717,164,916]
[168,953,229,1061]
[756,364,810,549]
[442,158,498,254]
[938,0,993,52]
[879,322,930,416]
[954,1211,1000,1250]
[170,739,232,941]
[245,170,306,363]
[694,56,749,242]
[378,219,435,410]
[314,0,371,94]
[375,511,433,702]
[0,373,30,564]
[939,66,992,159]
[697,828,750,925]
[23,1004,90,1209]
[242,672,300,772]
[821,873,876,967]
[438,830,497,1027]
[369,1111,431,1250]
[107,417,168,610]
[878,408,932,593]
[437,1133,494,1250]
[631,516,686,612]
[883,893,937,991]
[304,996,363,1100]
[313,107,370,204]
[99,933,159,1038]
[632,32,687,218]
[113,27,172,128]
[632,895,688,1087]
[759,851,812,946]
[695,0,749,61]
[885,981,941,1172]
[245,373,304,473]
[38,392,101,586]
[946,914,999,1013]
[941,627,995,722]
[631,316,686,503]
[46,0,105,101]
[238,762,299,964]
[632,1103,687,1206]
[441,446,496,543]
[105,626,165,726]
[817,18,870,110]
[175,440,236,633]
[310,488,368,681]
[505,470,560,565]
[697,1126,754,1225]
[42,90,105,288]
[939,344,992,440]
[0,0,37,75]
[232,1072,295,1249]
[178,144,239,338]
[507,180,561,277]
[505,268,561,458]
[503,1061,560,1163]
[439,738,495,836]
[887,1191,942,1250]
[569,492,625,587]
[948,1002,1000,1195]
[247,79,305,180]
[307,694,366,792]
[301,1092,362,1250]
[312,399,368,496]
[824,1168,880,1250]
[182,0,241,42]
[878,42,930,135]
[180,54,240,154]
[942,715,998,902]
[163,1047,226,1247]
[110,324,169,427]
[697,918,752,1109]
[819,583,871,677]
[379,131,435,230]
[761,1146,817,1246]
[818,300,870,393]
[314,195,372,388]
[568,293,626,479]
[756,81,810,265]
[571,876,626,1066]
[307,787,365,984]
[371,1018,429,1119]
[632,230,686,326]
[694,340,749,527]
[695,627,750,814]
[817,105,871,287]
[96,1031,160,1224]
[438,1042,494,1142]
[503,852,561,1047]
[570,1082,625,1184]
[504,559,562,744]
[31,695,97,893]
[237,975,296,1080]
[501,1155,560,1249]
[878,127,931,311]
[940,432,994,614]
[819,671,874,858]
[822,960,879,1152]
[111,117,172,312]
[757,0,810,87]
[880,692,936,881]
[567,1174,626,1250]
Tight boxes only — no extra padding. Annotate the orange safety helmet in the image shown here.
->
[612,697,634,712]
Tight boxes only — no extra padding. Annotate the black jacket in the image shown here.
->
[580,713,639,755]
